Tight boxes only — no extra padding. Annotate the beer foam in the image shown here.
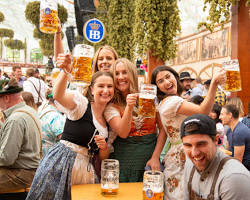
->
[143,187,163,193]
[139,93,155,99]
[101,184,119,189]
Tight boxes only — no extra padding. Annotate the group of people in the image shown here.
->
[0,23,250,200]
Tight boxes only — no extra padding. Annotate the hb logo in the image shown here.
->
[89,30,101,40]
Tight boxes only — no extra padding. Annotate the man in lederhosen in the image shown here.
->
[181,114,250,200]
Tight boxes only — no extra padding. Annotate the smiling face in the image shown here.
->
[114,62,130,95]
[97,49,116,72]
[183,134,218,172]
[91,75,114,104]
[155,70,177,95]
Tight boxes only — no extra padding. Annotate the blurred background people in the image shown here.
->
[21,91,37,111]
[12,66,26,87]
[179,71,194,100]
[242,102,250,129]
[220,104,250,171]
[38,89,65,156]
[23,68,49,107]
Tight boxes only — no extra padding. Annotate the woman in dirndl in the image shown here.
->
[147,66,226,200]
[26,53,114,199]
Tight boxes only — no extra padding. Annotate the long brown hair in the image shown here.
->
[92,45,118,73]
[151,65,183,102]
[21,91,37,110]
[110,58,138,106]
[86,71,114,102]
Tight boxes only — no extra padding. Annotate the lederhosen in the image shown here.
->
[188,157,232,200]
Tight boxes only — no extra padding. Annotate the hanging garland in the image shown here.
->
[133,0,181,61]
[4,39,25,50]
[198,0,250,32]
[0,11,4,23]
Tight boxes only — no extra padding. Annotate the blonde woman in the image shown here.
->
[92,45,118,73]
[104,58,157,182]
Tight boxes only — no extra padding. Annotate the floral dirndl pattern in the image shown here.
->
[158,96,187,200]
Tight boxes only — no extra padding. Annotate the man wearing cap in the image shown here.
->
[179,71,195,100]
[181,114,250,200]
[0,78,41,193]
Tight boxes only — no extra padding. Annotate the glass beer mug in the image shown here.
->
[143,171,164,200]
[51,67,60,80]
[72,44,94,84]
[101,159,119,195]
[40,0,58,34]
[138,84,157,118]
[223,59,242,92]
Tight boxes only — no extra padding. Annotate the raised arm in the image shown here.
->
[108,93,138,138]
[178,69,226,116]
[53,53,76,110]
[54,18,64,60]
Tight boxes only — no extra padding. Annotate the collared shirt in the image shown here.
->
[23,77,49,104]
[18,76,26,87]
[184,150,250,200]
[190,84,203,98]
[0,102,41,169]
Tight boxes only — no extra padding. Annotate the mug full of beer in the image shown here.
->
[40,0,58,34]
[223,59,242,92]
[72,44,94,84]
[143,170,164,200]
[138,84,157,118]
[101,159,119,195]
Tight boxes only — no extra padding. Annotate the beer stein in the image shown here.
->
[138,84,157,118]
[72,44,94,84]
[101,159,119,195]
[223,59,242,92]
[143,170,164,200]
[51,67,60,80]
[40,0,58,34]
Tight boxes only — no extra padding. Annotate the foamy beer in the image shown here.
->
[101,159,119,195]
[51,68,60,80]
[223,59,242,92]
[143,171,164,200]
[40,0,58,34]
[139,84,157,118]
[72,44,94,84]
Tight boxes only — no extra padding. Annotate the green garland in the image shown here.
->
[0,11,4,23]
[133,0,181,61]
[4,39,25,50]
[199,0,250,32]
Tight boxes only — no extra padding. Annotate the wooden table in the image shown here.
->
[72,182,143,200]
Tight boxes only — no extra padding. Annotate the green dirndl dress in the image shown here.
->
[110,133,157,182]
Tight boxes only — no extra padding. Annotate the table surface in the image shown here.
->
[72,182,143,200]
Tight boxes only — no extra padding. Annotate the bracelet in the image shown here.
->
[56,32,61,34]
[100,144,108,151]
[63,68,72,79]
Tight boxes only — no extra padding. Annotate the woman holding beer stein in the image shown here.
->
[146,66,226,200]
[26,53,114,200]
[104,58,157,182]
